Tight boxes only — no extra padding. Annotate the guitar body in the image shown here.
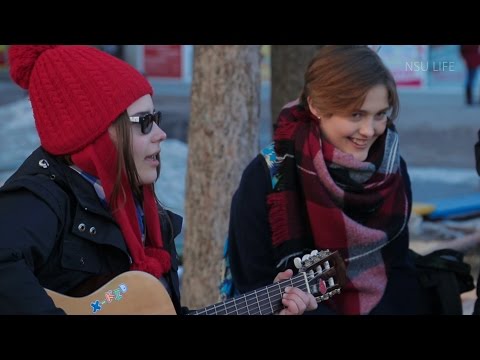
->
[46,271,176,315]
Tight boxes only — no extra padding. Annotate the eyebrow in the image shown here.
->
[354,107,390,114]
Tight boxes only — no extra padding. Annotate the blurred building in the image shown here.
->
[372,45,467,90]
[0,45,473,91]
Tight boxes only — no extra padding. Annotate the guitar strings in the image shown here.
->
[203,278,304,315]
[193,269,337,315]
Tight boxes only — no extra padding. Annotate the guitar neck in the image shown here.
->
[188,272,308,315]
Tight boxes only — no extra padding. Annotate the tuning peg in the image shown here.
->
[302,254,310,262]
[310,250,318,256]
[294,257,302,269]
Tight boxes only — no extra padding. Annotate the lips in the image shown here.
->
[145,151,159,161]
[349,137,369,148]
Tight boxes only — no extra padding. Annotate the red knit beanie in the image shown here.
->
[8,45,152,155]
[9,45,171,278]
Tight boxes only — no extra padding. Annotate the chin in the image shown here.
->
[353,152,368,162]
[139,173,158,186]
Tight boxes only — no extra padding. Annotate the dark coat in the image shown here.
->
[460,45,480,69]
[228,154,431,315]
[0,147,183,314]
[474,130,480,315]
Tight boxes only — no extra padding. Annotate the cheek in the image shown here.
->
[132,144,144,167]
[375,121,388,134]
[330,127,354,143]
[131,132,145,154]
[131,137,146,166]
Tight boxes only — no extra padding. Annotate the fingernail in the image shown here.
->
[284,286,291,292]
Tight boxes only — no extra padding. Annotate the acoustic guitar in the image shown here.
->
[46,250,345,315]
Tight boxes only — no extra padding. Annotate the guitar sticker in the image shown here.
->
[90,283,128,313]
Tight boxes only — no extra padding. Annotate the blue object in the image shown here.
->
[426,193,480,220]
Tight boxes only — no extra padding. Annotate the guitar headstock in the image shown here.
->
[294,250,346,304]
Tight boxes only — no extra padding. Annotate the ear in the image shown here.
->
[307,96,320,120]
[108,124,118,145]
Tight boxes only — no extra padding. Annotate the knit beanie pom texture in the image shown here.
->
[9,45,57,89]
[8,45,153,155]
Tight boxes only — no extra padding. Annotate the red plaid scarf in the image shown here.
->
[267,105,409,314]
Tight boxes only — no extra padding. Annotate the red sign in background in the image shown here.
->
[144,45,182,78]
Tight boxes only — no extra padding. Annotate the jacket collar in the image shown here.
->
[4,147,114,220]
[6,146,183,242]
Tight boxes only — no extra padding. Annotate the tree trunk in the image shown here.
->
[182,45,262,309]
[270,45,323,126]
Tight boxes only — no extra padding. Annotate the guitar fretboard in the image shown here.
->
[189,273,308,315]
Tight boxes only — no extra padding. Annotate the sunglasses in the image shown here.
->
[129,111,162,134]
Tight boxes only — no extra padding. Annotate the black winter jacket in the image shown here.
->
[0,147,183,314]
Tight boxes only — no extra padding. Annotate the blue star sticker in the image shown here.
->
[91,300,102,313]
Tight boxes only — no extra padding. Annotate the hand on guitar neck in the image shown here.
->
[273,269,318,315]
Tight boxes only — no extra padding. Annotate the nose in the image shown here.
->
[359,118,375,138]
[151,122,167,142]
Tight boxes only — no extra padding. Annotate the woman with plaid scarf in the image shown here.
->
[227,45,431,315]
